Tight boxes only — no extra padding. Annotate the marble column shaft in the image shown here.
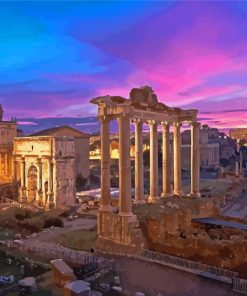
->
[38,160,43,192]
[4,154,8,175]
[20,158,26,200]
[36,159,42,202]
[21,159,26,188]
[47,161,52,193]
[162,122,171,197]
[173,123,182,196]
[190,122,200,197]
[236,139,240,176]
[149,121,159,201]
[100,116,111,211]
[119,115,132,216]
[134,120,144,201]
[240,150,243,174]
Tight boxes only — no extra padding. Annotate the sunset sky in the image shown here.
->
[1,1,247,131]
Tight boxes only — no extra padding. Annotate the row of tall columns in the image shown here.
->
[100,115,132,216]
[135,120,200,199]
[99,115,201,214]
[0,153,10,176]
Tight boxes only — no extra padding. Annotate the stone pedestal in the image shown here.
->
[97,211,145,248]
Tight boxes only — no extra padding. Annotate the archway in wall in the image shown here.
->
[27,165,38,202]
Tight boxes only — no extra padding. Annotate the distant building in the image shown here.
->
[181,143,220,169]
[0,104,17,182]
[31,126,90,182]
[12,125,90,208]
[221,146,235,160]
[180,125,220,169]
[90,138,135,160]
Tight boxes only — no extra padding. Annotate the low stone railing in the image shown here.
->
[233,277,247,294]
[0,196,21,206]
[141,249,238,284]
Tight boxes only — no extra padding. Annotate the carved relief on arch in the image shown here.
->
[27,165,38,203]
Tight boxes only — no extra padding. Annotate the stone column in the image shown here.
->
[173,122,183,196]
[4,153,8,175]
[240,150,243,174]
[118,114,132,216]
[235,161,240,176]
[190,122,201,197]
[47,161,51,194]
[20,158,27,201]
[37,159,43,205]
[99,116,112,212]
[46,161,54,208]
[161,122,171,197]
[13,160,17,181]
[149,120,159,202]
[0,153,2,175]
[236,139,240,176]
[134,119,144,202]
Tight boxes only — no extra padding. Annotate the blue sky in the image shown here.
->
[1,1,247,130]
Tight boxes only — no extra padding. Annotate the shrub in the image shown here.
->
[76,174,88,190]
[18,222,40,233]
[14,213,26,221]
[43,217,64,229]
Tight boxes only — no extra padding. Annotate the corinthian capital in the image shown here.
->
[98,115,110,123]
[190,121,201,128]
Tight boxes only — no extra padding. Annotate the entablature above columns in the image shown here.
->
[92,87,199,132]
[96,106,197,125]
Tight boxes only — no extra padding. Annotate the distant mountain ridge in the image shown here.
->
[17,116,226,136]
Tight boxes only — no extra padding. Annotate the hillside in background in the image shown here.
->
[17,117,122,136]
[17,117,100,135]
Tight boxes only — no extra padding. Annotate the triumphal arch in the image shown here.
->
[13,136,76,208]
[91,86,200,248]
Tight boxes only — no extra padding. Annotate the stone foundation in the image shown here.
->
[95,237,143,256]
[97,211,146,251]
